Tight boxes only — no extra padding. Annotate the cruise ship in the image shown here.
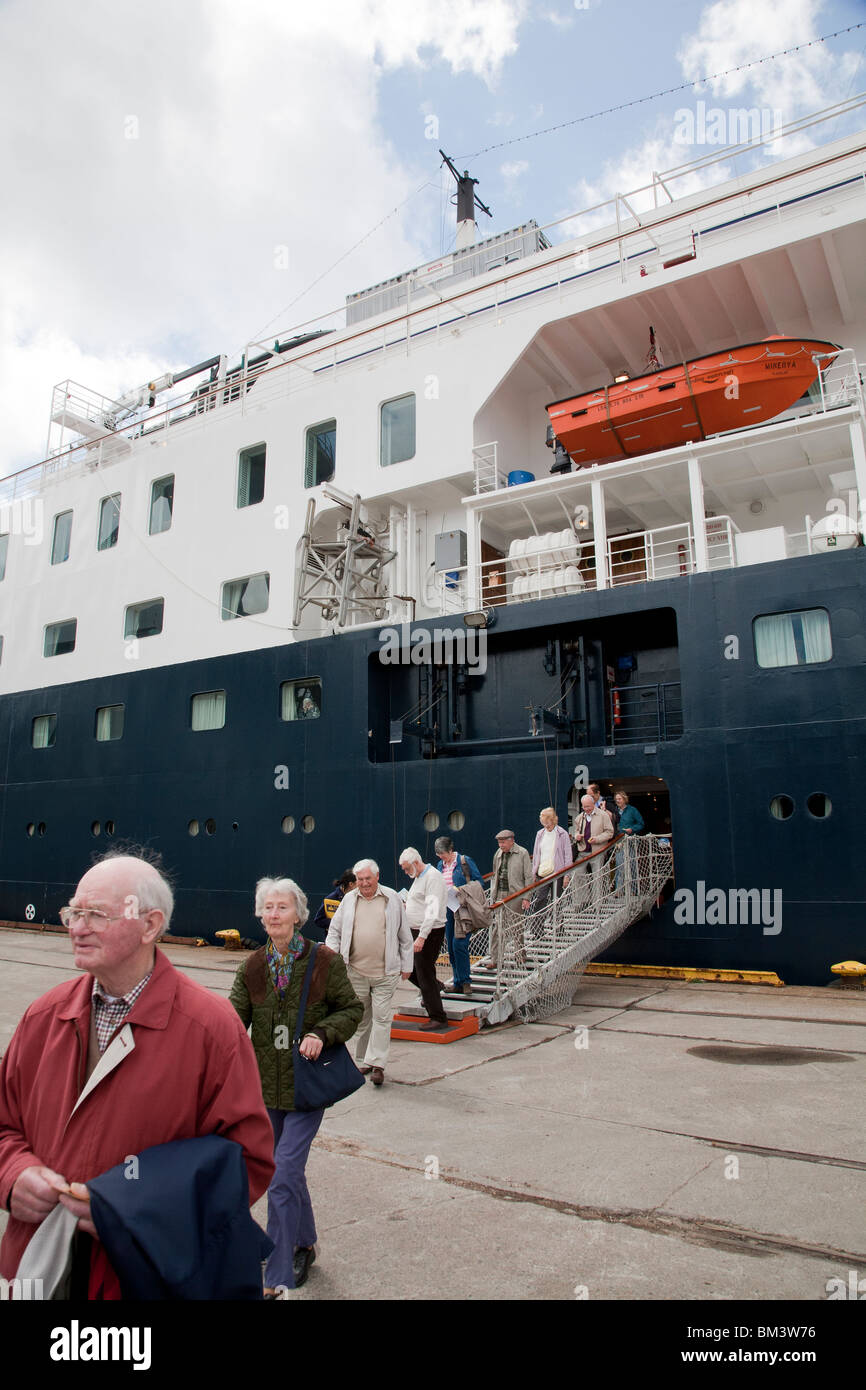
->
[2,104,864,989]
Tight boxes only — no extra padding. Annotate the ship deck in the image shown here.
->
[2,927,864,1302]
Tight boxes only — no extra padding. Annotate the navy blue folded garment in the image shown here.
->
[88,1135,273,1300]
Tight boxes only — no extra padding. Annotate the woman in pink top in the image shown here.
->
[531,807,572,907]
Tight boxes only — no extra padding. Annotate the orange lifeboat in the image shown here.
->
[546,336,840,467]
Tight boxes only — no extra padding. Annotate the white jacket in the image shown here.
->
[404,865,447,938]
[326,885,414,975]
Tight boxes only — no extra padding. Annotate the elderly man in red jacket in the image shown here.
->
[0,852,274,1299]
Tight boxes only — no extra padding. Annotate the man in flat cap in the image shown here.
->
[484,830,534,971]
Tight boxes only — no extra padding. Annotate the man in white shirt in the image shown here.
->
[398,847,449,1031]
[326,859,413,1086]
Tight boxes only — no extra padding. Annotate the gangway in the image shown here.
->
[293,491,396,629]
[400,835,673,1027]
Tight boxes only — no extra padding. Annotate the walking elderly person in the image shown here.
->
[613,792,645,890]
[483,830,534,970]
[434,836,484,997]
[531,807,573,909]
[399,847,449,1030]
[326,859,412,1086]
[230,876,362,1294]
[572,794,616,904]
[0,851,275,1300]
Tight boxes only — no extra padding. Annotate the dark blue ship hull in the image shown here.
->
[2,549,863,985]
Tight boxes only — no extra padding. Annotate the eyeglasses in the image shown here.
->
[60,906,126,929]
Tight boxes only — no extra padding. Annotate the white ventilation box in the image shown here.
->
[735,527,787,566]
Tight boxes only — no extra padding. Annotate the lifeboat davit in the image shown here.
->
[546,337,840,467]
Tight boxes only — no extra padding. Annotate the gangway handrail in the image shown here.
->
[489,833,627,909]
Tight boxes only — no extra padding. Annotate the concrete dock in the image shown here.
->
[2,928,864,1301]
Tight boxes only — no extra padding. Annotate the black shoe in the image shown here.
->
[293,1246,316,1287]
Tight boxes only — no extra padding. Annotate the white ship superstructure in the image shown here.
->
[1,119,864,697]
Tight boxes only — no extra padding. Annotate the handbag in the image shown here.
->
[292,943,366,1111]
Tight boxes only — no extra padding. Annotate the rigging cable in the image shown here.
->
[456,23,866,162]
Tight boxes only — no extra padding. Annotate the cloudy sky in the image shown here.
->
[0,0,863,471]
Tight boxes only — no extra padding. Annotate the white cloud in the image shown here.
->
[0,0,526,471]
[554,0,863,236]
[501,159,530,179]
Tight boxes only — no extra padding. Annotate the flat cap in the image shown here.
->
[495,829,515,840]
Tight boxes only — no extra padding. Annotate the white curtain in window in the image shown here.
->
[754,615,798,668]
[33,716,53,748]
[222,574,268,619]
[801,609,831,663]
[281,683,296,721]
[96,706,122,741]
[191,691,225,731]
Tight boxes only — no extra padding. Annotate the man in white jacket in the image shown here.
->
[399,847,449,1031]
[326,859,412,1086]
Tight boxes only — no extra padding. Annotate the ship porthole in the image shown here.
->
[301,815,315,834]
[232,821,239,831]
[281,816,295,834]
[423,811,439,831]
[91,821,101,837]
[188,819,200,836]
[769,795,794,820]
[448,810,466,831]
[106,820,115,836]
[26,823,35,837]
[205,818,216,835]
[37,822,47,836]
[806,793,831,819]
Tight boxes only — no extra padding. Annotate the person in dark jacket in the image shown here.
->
[433,836,484,997]
[613,792,645,891]
[229,876,362,1295]
[308,870,356,943]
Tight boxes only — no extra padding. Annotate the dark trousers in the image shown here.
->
[444,908,472,985]
[409,925,447,1022]
[265,1106,324,1288]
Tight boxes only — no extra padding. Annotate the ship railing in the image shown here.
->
[609,682,683,745]
[433,516,744,613]
[478,833,674,1025]
[472,442,506,494]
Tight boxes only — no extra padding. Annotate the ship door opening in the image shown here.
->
[568,776,672,838]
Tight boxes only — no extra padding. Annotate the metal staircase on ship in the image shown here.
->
[293,490,396,628]
[403,835,674,1027]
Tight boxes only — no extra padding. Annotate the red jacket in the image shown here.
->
[0,947,274,1297]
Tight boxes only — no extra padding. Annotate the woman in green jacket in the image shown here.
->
[230,876,362,1294]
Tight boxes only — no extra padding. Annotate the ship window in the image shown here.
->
[191,691,226,732]
[448,810,466,831]
[280,678,322,721]
[769,795,794,820]
[51,511,72,565]
[0,533,8,580]
[95,705,124,741]
[806,792,831,819]
[124,598,164,639]
[380,394,415,467]
[281,816,295,834]
[301,815,315,833]
[423,811,440,831]
[221,572,270,620]
[149,476,174,535]
[44,619,77,657]
[97,494,121,550]
[753,609,831,668]
[304,419,336,488]
[32,714,57,748]
[237,444,266,508]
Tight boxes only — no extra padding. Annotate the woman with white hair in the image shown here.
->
[229,876,362,1296]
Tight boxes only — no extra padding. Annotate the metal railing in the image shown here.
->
[610,683,683,745]
[466,833,674,1024]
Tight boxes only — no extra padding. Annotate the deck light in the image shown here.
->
[464,607,496,630]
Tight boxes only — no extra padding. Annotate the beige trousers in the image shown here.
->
[347,966,401,1069]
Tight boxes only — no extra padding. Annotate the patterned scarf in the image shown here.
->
[266,930,306,998]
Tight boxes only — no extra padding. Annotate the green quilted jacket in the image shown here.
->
[229,939,363,1111]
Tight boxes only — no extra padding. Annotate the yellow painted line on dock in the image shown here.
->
[585,963,784,986]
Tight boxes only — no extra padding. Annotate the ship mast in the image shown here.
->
[439,150,492,250]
